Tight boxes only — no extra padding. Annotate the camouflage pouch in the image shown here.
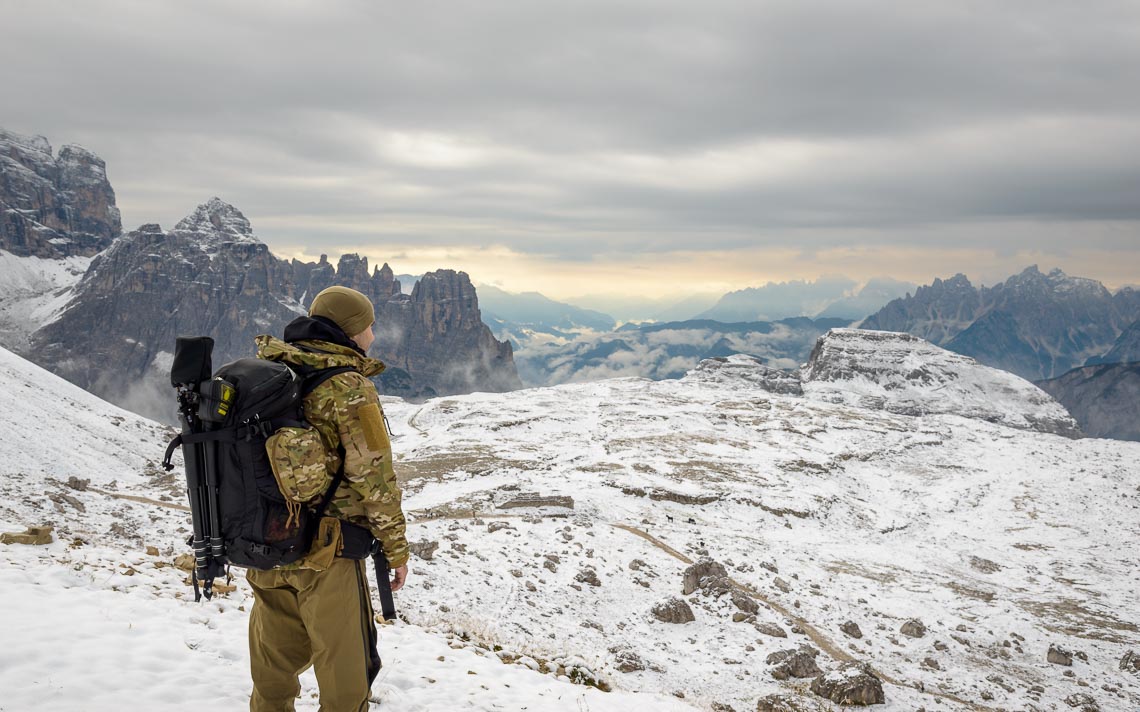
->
[304,517,341,571]
[265,427,334,504]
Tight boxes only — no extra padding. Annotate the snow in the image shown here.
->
[2,337,1139,710]
[801,328,1079,435]
[0,250,90,350]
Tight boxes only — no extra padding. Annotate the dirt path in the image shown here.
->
[609,523,999,711]
[90,487,190,513]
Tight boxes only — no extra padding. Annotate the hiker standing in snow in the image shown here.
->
[248,286,409,711]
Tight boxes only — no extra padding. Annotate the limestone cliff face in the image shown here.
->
[30,198,519,418]
[0,128,121,257]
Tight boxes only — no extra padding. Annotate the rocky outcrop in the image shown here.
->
[685,354,803,395]
[1,128,120,258]
[1036,363,1140,441]
[862,266,1140,380]
[29,198,520,419]
[809,662,885,705]
[801,328,1081,437]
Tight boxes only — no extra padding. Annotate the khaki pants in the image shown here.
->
[247,557,381,712]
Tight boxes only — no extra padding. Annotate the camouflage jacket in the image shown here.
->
[255,334,409,569]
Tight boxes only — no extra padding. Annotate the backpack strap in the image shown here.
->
[300,365,357,397]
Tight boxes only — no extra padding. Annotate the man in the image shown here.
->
[247,285,410,712]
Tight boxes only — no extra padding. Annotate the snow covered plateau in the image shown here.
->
[1,329,1138,711]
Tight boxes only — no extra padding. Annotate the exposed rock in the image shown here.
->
[498,494,574,510]
[687,355,804,395]
[0,525,53,545]
[487,521,511,533]
[840,620,863,639]
[809,662,886,705]
[921,657,940,670]
[612,649,645,673]
[0,128,120,258]
[409,540,440,561]
[1064,693,1099,711]
[773,577,792,593]
[173,553,195,571]
[683,558,728,595]
[28,198,521,420]
[651,597,695,624]
[755,622,788,638]
[731,590,759,614]
[969,556,1002,573]
[900,619,927,638]
[66,477,89,491]
[766,645,821,680]
[575,568,601,587]
[755,694,813,712]
[1121,650,1140,674]
[732,612,750,623]
[1049,643,1074,666]
[801,328,1080,436]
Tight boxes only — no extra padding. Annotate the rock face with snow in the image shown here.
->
[0,128,121,258]
[1036,362,1140,441]
[862,266,1140,380]
[687,354,803,395]
[1087,319,1140,366]
[800,328,1081,437]
[29,198,520,419]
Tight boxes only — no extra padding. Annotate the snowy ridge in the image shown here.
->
[0,345,689,711]
[801,328,1081,436]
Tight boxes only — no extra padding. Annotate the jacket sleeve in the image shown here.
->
[323,372,410,568]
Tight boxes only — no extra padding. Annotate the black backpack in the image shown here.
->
[163,357,354,594]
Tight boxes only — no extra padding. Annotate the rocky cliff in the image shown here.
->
[1037,362,1140,442]
[861,266,1140,380]
[30,198,520,419]
[800,328,1081,437]
[1,128,121,258]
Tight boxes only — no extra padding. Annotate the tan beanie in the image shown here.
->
[309,286,375,337]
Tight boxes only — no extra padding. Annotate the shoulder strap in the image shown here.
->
[312,445,347,520]
[299,365,358,397]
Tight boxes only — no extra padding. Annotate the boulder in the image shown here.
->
[840,620,863,639]
[755,622,788,638]
[900,619,926,638]
[1120,650,1140,674]
[651,597,695,624]
[410,540,440,561]
[755,694,810,712]
[1063,693,1099,712]
[766,645,821,680]
[683,558,728,595]
[1048,643,1074,666]
[1,525,53,545]
[809,661,886,705]
[732,590,759,614]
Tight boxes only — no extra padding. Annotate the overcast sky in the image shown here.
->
[4,0,1139,299]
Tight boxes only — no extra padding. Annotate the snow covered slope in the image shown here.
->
[3,336,1139,710]
[0,249,89,351]
[381,360,1139,710]
[802,329,1081,437]
[0,345,690,712]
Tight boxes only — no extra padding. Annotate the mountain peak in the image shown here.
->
[173,197,254,239]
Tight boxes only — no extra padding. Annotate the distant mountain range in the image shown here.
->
[0,128,521,419]
[862,266,1140,381]
[698,276,916,323]
[477,285,617,350]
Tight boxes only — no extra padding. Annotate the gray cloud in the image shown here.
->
[3,0,1139,281]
